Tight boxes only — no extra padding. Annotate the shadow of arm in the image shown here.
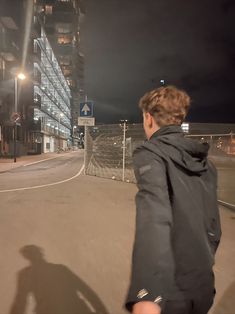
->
[9,270,29,314]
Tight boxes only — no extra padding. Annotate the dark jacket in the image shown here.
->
[126,125,221,311]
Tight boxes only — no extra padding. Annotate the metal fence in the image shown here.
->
[84,123,235,206]
[85,123,144,183]
[84,124,235,189]
[185,133,235,156]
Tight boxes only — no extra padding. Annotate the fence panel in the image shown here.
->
[85,124,235,205]
[85,123,144,182]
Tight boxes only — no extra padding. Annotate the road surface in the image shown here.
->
[0,151,234,314]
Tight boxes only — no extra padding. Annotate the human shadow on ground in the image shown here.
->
[9,245,109,314]
[212,280,235,314]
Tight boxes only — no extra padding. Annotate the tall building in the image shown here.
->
[30,24,72,153]
[0,0,73,156]
[34,0,85,139]
[0,0,24,156]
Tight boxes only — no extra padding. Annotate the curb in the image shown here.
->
[218,200,235,212]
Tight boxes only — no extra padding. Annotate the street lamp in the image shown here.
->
[57,113,64,150]
[73,125,77,136]
[14,72,26,162]
[17,73,26,81]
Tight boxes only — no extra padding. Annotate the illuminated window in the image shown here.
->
[59,56,71,66]
[57,35,72,44]
[56,23,71,34]
[62,68,72,77]
[45,5,53,15]
[67,79,75,87]
[181,123,189,133]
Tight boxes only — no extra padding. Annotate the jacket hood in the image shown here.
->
[146,125,209,174]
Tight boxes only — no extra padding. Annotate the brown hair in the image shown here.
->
[139,85,190,126]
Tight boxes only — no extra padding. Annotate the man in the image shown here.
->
[125,86,221,314]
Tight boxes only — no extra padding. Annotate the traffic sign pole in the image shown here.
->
[13,122,17,162]
[84,125,87,175]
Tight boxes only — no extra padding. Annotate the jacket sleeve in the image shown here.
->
[125,148,175,312]
[207,160,222,254]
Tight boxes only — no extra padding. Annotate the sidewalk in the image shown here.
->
[0,153,63,173]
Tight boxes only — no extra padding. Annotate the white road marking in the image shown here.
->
[218,199,235,210]
[77,292,96,313]
[0,164,84,193]
[23,151,79,167]
[23,156,63,167]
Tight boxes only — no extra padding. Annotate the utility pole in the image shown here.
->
[14,77,18,162]
[120,120,128,182]
[13,73,26,162]
[84,94,88,174]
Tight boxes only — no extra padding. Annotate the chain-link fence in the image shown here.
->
[85,123,144,182]
[84,123,235,206]
[85,123,235,178]
[185,133,235,156]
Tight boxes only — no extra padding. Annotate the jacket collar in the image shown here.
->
[150,125,183,139]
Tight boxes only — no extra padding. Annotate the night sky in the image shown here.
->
[81,0,235,124]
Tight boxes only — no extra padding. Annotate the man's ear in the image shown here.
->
[145,112,154,128]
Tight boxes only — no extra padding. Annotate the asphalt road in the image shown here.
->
[0,151,135,314]
[0,152,84,192]
[217,166,235,206]
[0,151,234,314]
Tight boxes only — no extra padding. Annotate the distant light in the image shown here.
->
[160,79,165,85]
[181,123,189,133]
[17,73,26,80]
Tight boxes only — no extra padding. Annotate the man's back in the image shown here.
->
[125,86,221,314]
[145,126,221,293]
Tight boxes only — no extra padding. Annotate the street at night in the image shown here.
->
[0,152,234,313]
[0,0,235,313]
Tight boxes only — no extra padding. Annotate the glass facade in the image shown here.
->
[31,27,72,152]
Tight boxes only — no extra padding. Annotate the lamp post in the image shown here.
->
[73,125,77,136]
[13,72,26,162]
[120,119,128,182]
[58,113,64,150]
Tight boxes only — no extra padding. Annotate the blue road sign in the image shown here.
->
[80,102,93,117]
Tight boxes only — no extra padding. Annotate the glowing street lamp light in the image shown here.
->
[17,73,26,80]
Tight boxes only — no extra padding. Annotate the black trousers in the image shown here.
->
[162,291,215,314]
